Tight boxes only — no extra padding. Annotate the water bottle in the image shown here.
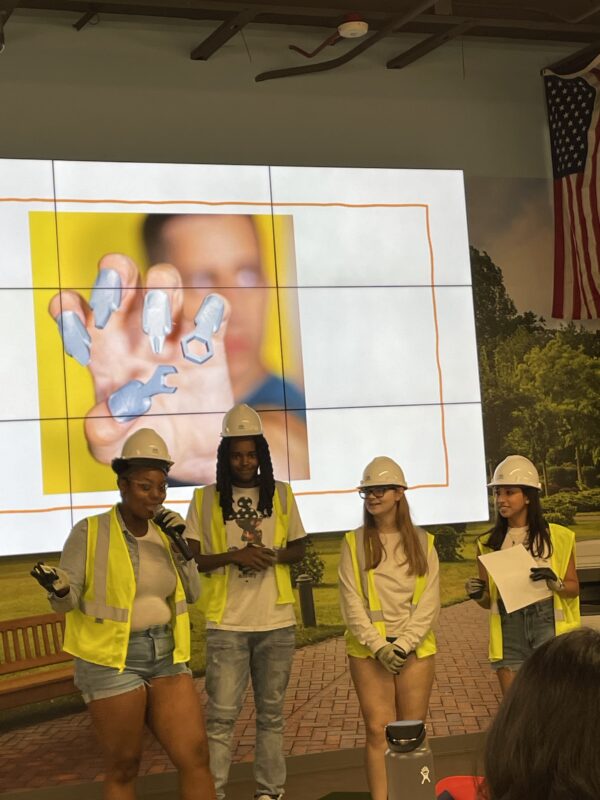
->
[385,720,436,800]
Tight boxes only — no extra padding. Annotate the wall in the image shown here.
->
[0,10,575,176]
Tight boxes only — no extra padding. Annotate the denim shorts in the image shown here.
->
[74,624,191,703]
[492,598,555,671]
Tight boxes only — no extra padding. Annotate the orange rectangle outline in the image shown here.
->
[0,194,450,515]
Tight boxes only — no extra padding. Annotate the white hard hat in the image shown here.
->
[488,455,541,490]
[359,457,407,489]
[120,428,174,466]
[221,404,263,438]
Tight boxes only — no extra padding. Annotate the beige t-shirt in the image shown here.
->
[130,523,177,631]
[186,484,306,631]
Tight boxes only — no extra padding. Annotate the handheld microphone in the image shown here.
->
[154,507,194,562]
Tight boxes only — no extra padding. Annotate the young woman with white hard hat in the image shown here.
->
[465,454,580,696]
[338,457,440,800]
[30,428,215,800]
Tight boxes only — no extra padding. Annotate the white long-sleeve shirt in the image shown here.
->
[338,528,440,656]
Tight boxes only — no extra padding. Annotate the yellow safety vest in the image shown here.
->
[344,527,437,659]
[63,506,191,671]
[193,482,295,624]
[478,523,581,662]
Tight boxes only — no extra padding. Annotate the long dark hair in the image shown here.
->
[479,628,600,800]
[482,485,553,559]
[363,493,428,576]
[215,435,275,521]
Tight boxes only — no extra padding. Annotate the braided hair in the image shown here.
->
[215,435,275,521]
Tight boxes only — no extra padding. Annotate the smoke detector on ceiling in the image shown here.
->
[337,16,369,39]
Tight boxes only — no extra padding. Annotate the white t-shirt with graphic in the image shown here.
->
[186,484,306,632]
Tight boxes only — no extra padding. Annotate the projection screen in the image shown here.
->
[0,159,487,555]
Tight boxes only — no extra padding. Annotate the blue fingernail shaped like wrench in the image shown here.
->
[108,365,178,423]
[181,294,225,365]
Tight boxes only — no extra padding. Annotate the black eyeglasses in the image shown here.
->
[358,486,397,499]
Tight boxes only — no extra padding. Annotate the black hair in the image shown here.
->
[111,457,170,477]
[142,214,175,264]
[141,213,259,266]
[482,485,552,559]
[479,628,600,800]
[215,435,275,521]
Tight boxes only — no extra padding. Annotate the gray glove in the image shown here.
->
[465,577,486,600]
[154,507,186,535]
[30,562,70,596]
[390,641,408,667]
[375,643,406,674]
[530,567,564,592]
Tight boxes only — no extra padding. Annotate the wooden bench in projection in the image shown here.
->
[0,613,77,710]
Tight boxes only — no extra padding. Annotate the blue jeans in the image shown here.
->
[74,624,190,703]
[493,598,555,671]
[205,626,296,799]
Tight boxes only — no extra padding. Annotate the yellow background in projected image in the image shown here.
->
[30,211,302,494]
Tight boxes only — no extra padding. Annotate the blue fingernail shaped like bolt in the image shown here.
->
[143,289,172,355]
[56,311,91,366]
[90,269,122,329]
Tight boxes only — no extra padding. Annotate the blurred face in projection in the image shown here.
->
[118,468,168,521]
[153,215,268,396]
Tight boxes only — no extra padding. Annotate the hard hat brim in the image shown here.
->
[487,480,541,490]
[357,481,407,490]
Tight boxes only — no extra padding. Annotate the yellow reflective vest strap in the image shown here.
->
[343,528,437,660]
[478,523,580,662]
[63,507,191,671]
[194,482,295,624]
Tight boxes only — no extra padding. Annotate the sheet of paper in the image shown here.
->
[478,544,552,613]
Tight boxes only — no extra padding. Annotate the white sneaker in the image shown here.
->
[255,795,282,800]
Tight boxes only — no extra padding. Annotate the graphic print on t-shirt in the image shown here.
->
[230,495,265,578]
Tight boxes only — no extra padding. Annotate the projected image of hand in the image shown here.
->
[47,214,309,484]
[49,252,233,486]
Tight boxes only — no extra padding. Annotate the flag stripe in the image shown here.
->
[565,176,583,318]
[552,179,566,317]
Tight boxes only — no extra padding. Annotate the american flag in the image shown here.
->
[543,56,600,319]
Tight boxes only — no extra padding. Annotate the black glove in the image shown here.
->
[153,507,193,561]
[530,567,564,592]
[465,577,486,600]
[391,642,408,667]
[30,562,70,595]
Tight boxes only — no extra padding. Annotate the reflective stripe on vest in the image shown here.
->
[194,482,295,623]
[344,527,437,659]
[479,522,581,662]
[63,506,191,671]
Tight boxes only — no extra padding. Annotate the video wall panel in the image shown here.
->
[0,159,488,554]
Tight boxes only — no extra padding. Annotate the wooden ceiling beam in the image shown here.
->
[387,18,474,68]
[254,0,435,82]
[545,39,600,73]
[190,7,258,59]
[5,1,600,44]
